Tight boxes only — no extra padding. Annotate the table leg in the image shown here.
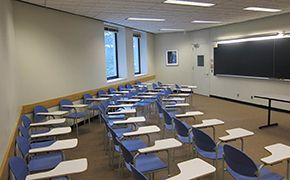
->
[212,127,216,141]
[167,150,171,177]
[241,138,244,151]
[259,99,278,129]
[287,160,290,180]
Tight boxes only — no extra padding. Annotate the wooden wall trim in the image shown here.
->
[0,75,155,179]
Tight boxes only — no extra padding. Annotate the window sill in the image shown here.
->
[134,73,147,77]
[107,77,125,84]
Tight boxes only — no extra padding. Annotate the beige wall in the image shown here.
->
[155,13,290,110]
[0,0,18,164]
[14,2,155,106]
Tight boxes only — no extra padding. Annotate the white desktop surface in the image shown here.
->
[108,104,134,108]
[193,119,224,128]
[165,103,190,108]
[261,143,290,165]
[175,111,204,118]
[62,104,88,108]
[86,97,109,101]
[108,109,136,115]
[30,119,66,127]
[113,116,146,125]
[31,127,71,138]
[29,139,78,154]
[36,111,68,116]
[123,125,160,137]
[138,138,182,154]
[219,128,254,142]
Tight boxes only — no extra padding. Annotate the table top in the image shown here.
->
[108,109,136,115]
[174,88,192,92]
[36,111,68,116]
[113,116,146,125]
[168,93,190,97]
[113,90,130,94]
[117,99,141,103]
[138,138,182,154]
[30,118,66,127]
[181,85,197,89]
[86,97,109,101]
[31,127,72,138]
[175,111,204,118]
[26,158,88,180]
[29,139,78,154]
[123,125,160,137]
[165,103,190,108]
[108,104,134,108]
[261,143,290,165]
[162,98,185,101]
[62,104,88,108]
[100,94,122,97]
[132,95,156,99]
[219,128,254,142]
[138,92,160,95]
[166,158,216,180]
[254,94,290,103]
[193,119,224,128]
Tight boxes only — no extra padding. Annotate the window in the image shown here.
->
[104,29,118,80]
[133,35,141,74]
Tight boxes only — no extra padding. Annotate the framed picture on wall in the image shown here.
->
[166,50,178,66]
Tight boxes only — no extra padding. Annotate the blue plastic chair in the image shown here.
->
[9,156,67,180]
[223,144,283,180]
[16,136,63,173]
[125,83,133,89]
[59,99,88,136]
[118,85,126,91]
[97,90,106,97]
[192,127,223,166]
[130,164,149,180]
[161,109,175,137]
[108,88,116,94]
[83,94,99,121]
[33,105,49,123]
[118,138,167,178]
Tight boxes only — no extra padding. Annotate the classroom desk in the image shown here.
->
[254,94,290,129]
[173,88,192,93]
[29,139,78,154]
[31,127,72,138]
[30,118,66,127]
[168,93,190,97]
[107,109,136,116]
[165,103,190,108]
[26,158,88,180]
[86,97,109,101]
[112,90,130,94]
[138,138,182,175]
[166,158,216,180]
[100,94,122,97]
[113,116,146,125]
[62,104,88,108]
[162,98,185,102]
[123,125,160,144]
[193,119,224,140]
[108,104,134,109]
[181,85,197,89]
[138,92,160,95]
[218,128,254,151]
[132,95,157,99]
[117,98,141,103]
[175,111,204,120]
[36,111,68,119]
[261,143,290,179]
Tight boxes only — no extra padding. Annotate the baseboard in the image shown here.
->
[210,95,290,114]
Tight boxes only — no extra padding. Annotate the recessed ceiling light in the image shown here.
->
[163,0,215,7]
[160,28,185,31]
[127,17,165,22]
[192,20,221,24]
[244,7,281,12]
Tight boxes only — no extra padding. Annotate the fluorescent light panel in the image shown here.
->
[163,0,215,7]
[217,33,287,44]
[192,20,221,24]
[127,17,165,22]
[244,7,281,12]
[160,28,185,31]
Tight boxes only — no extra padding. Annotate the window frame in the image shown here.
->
[104,28,119,80]
[133,35,141,75]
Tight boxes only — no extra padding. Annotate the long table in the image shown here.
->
[254,94,290,129]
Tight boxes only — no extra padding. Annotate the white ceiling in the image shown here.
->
[21,0,290,33]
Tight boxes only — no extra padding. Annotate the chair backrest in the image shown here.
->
[118,139,134,164]
[9,157,28,180]
[141,87,148,92]
[107,126,120,147]
[19,126,30,139]
[108,88,116,94]
[173,118,190,137]
[97,90,106,97]
[16,136,30,158]
[126,83,133,89]
[156,101,163,114]
[33,105,48,122]
[152,83,158,89]
[191,128,216,152]
[162,109,173,125]
[175,84,181,89]
[136,81,141,85]
[59,99,73,111]
[21,116,31,128]
[223,144,258,177]
[118,85,125,91]
[83,94,93,104]
[99,103,107,115]
[157,81,162,86]
[130,164,148,180]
